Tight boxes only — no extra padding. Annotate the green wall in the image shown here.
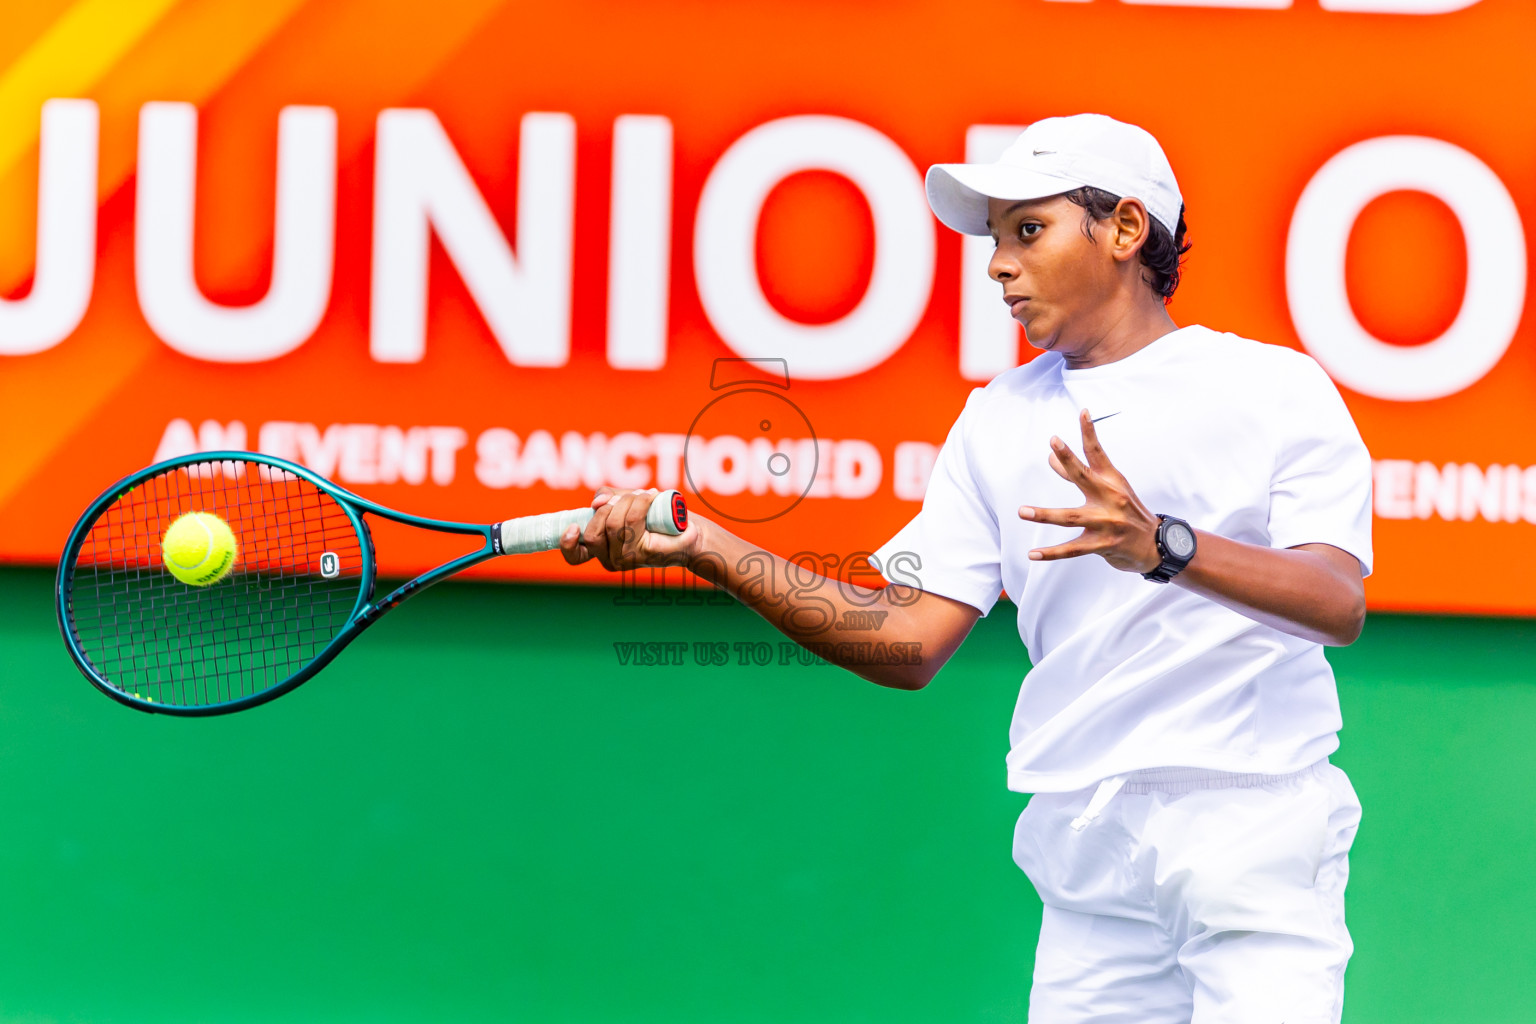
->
[3,565,1533,1022]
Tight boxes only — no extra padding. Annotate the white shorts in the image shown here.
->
[1012,759,1362,1024]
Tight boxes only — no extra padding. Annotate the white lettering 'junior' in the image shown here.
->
[873,325,1374,793]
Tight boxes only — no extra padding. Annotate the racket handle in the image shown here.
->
[492,489,688,555]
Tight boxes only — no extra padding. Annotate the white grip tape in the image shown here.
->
[498,508,595,555]
[495,490,685,555]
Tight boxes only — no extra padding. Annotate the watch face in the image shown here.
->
[1166,522,1196,559]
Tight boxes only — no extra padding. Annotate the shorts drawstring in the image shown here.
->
[1070,775,1127,831]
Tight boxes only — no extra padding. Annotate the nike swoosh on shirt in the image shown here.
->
[1090,412,1120,424]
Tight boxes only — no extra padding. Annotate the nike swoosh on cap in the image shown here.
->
[1090,412,1120,424]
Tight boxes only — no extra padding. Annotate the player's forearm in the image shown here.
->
[1173,533,1365,646]
[682,515,948,689]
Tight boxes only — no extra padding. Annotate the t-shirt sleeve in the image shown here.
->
[872,389,1005,615]
[1267,356,1374,576]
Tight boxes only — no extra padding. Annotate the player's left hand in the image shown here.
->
[1019,409,1163,574]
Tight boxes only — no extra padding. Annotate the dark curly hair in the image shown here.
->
[1061,187,1190,302]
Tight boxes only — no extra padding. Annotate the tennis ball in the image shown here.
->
[162,511,238,587]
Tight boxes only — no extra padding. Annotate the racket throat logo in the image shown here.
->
[319,552,341,578]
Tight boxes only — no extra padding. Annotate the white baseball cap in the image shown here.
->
[926,114,1183,237]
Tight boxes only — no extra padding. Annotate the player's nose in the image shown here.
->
[988,247,1019,283]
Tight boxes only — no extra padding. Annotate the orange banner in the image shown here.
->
[2,0,1533,614]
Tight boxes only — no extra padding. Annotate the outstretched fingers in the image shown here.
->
[1019,411,1153,570]
[1079,409,1111,471]
[1047,435,1096,494]
[1018,504,1086,527]
[1027,537,1102,562]
[1020,504,1101,562]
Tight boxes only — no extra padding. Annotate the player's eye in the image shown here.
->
[1020,222,1043,239]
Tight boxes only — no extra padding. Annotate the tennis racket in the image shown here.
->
[56,451,688,716]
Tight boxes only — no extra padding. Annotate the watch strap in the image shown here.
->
[1143,514,1196,584]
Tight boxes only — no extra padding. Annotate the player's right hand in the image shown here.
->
[558,487,699,571]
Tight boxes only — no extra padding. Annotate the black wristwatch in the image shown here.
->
[1143,514,1197,583]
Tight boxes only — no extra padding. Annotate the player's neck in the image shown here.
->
[1059,299,1178,371]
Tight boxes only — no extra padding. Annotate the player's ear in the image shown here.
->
[1109,198,1151,263]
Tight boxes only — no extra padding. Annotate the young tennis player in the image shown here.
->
[562,113,1372,1023]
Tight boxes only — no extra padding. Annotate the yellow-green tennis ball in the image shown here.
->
[162,511,238,587]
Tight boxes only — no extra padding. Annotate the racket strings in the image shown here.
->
[65,460,366,709]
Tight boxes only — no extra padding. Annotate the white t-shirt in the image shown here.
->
[872,325,1374,794]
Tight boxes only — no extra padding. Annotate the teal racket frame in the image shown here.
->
[57,451,505,716]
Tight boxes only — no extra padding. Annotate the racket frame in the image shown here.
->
[57,450,510,716]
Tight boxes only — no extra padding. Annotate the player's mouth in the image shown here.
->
[1005,294,1031,321]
